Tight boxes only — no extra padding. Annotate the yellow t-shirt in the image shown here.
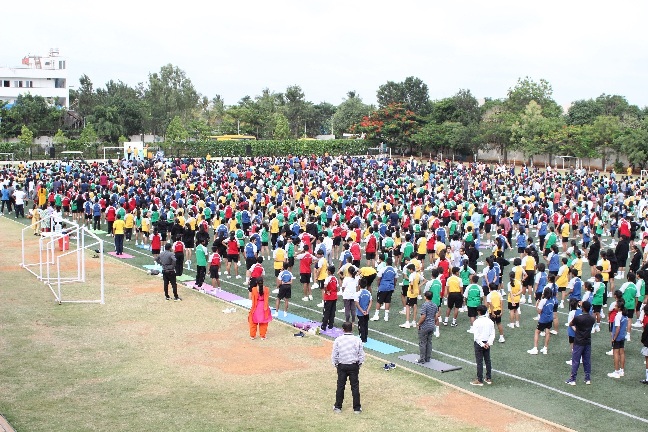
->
[488,291,502,313]
[141,218,151,233]
[124,213,134,229]
[446,275,462,293]
[557,265,569,287]
[524,256,536,271]
[408,273,421,298]
[270,218,279,234]
[317,257,328,280]
[274,249,286,270]
[561,223,570,238]
[113,219,125,235]
[509,280,522,303]
[601,259,610,282]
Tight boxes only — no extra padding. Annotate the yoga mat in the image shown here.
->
[108,252,134,259]
[176,274,194,282]
[92,229,108,235]
[136,244,151,250]
[363,338,404,355]
[232,299,252,308]
[274,313,313,324]
[320,326,344,338]
[143,264,162,271]
[398,353,462,372]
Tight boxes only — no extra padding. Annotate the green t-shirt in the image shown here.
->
[622,282,637,309]
[195,244,208,267]
[426,279,442,306]
[466,283,482,308]
[592,281,605,306]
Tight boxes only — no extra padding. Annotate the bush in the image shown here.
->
[159,139,371,158]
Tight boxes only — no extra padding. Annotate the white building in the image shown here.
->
[0,48,68,108]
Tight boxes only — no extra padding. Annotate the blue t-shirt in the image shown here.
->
[540,298,555,323]
[356,289,372,316]
[278,270,292,285]
[378,266,396,292]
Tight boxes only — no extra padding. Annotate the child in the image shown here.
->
[425,268,443,337]
[607,300,628,379]
[528,286,556,355]
[640,304,648,384]
[274,262,293,318]
[486,282,505,343]
[565,298,582,366]
[605,290,623,356]
[208,245,222,290]
[341,266,358,323]
[150,229,161,260]
[355,278,372,343]
[400,263,423,329]
[321,265,338,331]
[507,271,522,328]
[464,274,483,333]
[195,239,208,290]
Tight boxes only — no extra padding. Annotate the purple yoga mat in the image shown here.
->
[185,281,245,302]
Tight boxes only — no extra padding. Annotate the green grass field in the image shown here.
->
[1,214,646,431]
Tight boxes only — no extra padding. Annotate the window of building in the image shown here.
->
[2,81,9,87]
[58,60,66,69]
[14,81,23,88]
[25,80,33,88]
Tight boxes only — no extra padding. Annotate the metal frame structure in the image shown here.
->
[102,146,123,160]
[0,152,14,161]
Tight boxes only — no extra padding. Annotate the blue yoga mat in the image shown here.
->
[363,338,404,355]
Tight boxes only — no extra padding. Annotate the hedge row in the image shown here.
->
[158,139,372,158]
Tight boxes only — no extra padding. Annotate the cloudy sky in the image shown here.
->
[3,1,647,109]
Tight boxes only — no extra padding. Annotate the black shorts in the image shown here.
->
[568,335,575,344]
[625,309,635,319]
[209,267,220,279]
[417,253,426,261]
[447,292,463,309]
[152,249,160,255]
[467,306,478,318]
[333,237,341,247]
[245,257,256,270]
[524,272,535,287]
[592,304,602,313]
[552,303,559,312]
[537,321,553,331]
[517,247,525,254]
[562,236,569,243]
[362,274,377,287]
[535,292,542,301]
[366,252,376,260]
[278,285,292,300]
[549,271,558,277]
[63,206,70,213]
[377,291,393,304]
[558,286,566,292]
[299,273,311,284]
[227,254,239,263]
[393,249,401,257]
[274,269,281,277]
[85,214,92,220]
[508,301,519,310]
[262,241,269,246]
[288,257,295,268]
[612,340,625,349]
[489,311,502,324]
[406,297,418,306]
[401,286,409,297]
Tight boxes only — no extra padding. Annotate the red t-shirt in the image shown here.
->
[299,253,313,274]
[323,276,338,301]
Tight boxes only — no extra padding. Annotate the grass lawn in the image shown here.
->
[0,216,568,432]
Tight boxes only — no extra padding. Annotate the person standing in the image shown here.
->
[13,186,26,218]
[155,243,181,301]
[321,265,339,331]
[371,257,397,322]
[607,300,628,379]
[195,239,209,290]
[471,305,495,386]
[565,301,596,385]
[417,291,439,363]
[331,321,365,414]
[112,213,126,255]
[355,280,372,343]
[248,279,272,339]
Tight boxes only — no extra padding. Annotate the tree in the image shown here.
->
[377,76,429,114]
[353,103,420,153]
[506,77,562,118]
[566,99,602,126]
[1,94,63,137]
[284,84,312,138]
[330,92,372,138]
[510,101,555,162]
[165,116,188,143]
[273,113,290,139]
[617,125,648,169]
[586,115,621,171]
[187,119,211,141]
[78,123,98,149]
[144,64,200,135]
[479,99,516,161]
[412,121,466,155]
[18,125,34,154]
[52,129,69,147]
[429,89,480,126]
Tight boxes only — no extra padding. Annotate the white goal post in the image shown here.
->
[0,152,14,161]
[102,146,123,160]
[20,213,105,304]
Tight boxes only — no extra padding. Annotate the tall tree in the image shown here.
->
[377,76,429,114]
[353,103,420,154]
[330,92,372,138]
[506,77,562,118]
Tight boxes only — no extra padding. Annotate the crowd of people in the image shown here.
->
[1,152,648,387]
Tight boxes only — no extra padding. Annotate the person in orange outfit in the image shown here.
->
[249,278,273,339]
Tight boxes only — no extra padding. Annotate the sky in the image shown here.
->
[3,1,648,109]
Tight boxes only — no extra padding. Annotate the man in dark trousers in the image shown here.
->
[331,322,365,414]
[471,305,495,386]
[565,300,596,385]
[155,243,181,301]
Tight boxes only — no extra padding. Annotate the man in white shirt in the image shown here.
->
[471,305,495,386]
[13,187,26,218]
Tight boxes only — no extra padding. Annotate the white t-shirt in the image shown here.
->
[13,190,25,205]
[341,276,358,300]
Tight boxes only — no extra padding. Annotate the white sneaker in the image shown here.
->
[619,370,625,377]
[417,295,422,300]
[370,315,380,321]
[302,296,309,302]
[317,302,324,308]
[507,323,515,329]
[559,302,565,309]
[533,316,540,321]
[443,299,447,306]
[236,275,242,279]
[338,308,346,313]
[282,311,287,317]
[520,297,526,304]
[308,295,313,301]
[625,334,631,341]
[528,347,539,355]
[312,284,320,290]
[223,270,228,275]
[380,304,385,310]
[272,311,278,317]
[595,326,600,333]
[540,347,548,355]
[411,320,417,327]
[498,335,505,343]
[272,289,279,294]
[614,274,623,279]
[399,322,411,329]
[399,309,406,315]
[434,328,440,337]
[550,330,558,335]
[632,321,643,328]
[600,312,606,319]
[515,322,520,328]
[528,295,534,303]
[540,331,546,337]
[384,315,389,322]
[607,371,621,379]
[467,327,474,333]
[566,359,573,365]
